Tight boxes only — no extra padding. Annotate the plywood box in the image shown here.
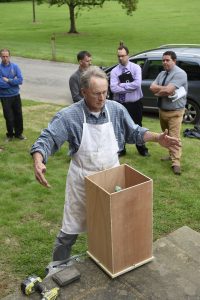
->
[85,164,153,278]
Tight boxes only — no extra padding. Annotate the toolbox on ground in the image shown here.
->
[85,164,153,278]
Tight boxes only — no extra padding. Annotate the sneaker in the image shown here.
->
[45,261,73,278]
[172,165,181,175]
[45,264,68,278]
[15,134,27,140]
[139,151,150,157]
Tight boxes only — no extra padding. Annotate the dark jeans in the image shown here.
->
[123,100,149,155]
[0,95,23,137]
[53,231,78,261]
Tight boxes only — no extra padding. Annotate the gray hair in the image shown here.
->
[80,66,108,89]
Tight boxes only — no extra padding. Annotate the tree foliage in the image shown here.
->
[118,0,138,16]
[37,0,138,33]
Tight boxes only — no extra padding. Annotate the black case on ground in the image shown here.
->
[52,265,81,287]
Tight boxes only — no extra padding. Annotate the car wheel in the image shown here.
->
[183,99,200,124]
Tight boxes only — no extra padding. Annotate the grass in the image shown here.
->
[0,0,200,65]
[0,100,199,298]
[0,0,200,297]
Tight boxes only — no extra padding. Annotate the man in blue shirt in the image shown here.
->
[0,48,26,141]
[110,42,149,157]
[31,66,180,275]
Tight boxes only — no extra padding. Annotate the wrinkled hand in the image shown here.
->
[34,160,51,188]
[158,129,181,150]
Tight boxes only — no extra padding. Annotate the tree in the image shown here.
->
[32,0,36,23]
[38,0,138,34]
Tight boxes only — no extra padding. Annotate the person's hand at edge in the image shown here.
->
[32,152,51,188]
[144,129,181,150]
[157,129,181,150]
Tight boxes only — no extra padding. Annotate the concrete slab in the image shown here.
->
[3,226,200,300]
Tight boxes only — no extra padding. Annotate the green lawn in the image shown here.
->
[0,0,200,65]
[0,100,199,298]
[1,0,200,297]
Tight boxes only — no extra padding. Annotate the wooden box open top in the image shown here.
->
[85,164,153,278]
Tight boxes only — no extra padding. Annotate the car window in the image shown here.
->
[178,61,200,81]
[145,60,163,80]
[131,59,146,70]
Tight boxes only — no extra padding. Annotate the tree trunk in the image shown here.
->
[68,4,78,33]
[32,0,36,23]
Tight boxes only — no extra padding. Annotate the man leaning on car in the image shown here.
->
[150,50,188,175]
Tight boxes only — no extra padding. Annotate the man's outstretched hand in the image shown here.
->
[33,152,51,188]
[158,129,181,150]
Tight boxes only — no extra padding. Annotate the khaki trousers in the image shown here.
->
[159,109,185,167]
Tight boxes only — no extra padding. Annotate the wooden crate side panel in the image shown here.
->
[85,178,114,273]
[85,165,126,194]
[111,180,153,274]
[125,164,151,188]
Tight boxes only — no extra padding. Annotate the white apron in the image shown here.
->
[61,106,119,234]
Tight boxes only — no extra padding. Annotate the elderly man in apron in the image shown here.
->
[31,66,180,274]
[57,96,120,263]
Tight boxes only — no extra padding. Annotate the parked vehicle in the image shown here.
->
[104,44,200,124]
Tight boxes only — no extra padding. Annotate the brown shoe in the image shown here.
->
[161,156,171,161]
[172,165,181,175]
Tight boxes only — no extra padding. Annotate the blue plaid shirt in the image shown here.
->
[30,99,148,163]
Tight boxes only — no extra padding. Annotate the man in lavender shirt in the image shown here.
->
[110,42,149,157]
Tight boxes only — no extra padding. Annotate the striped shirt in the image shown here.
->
[30,99,148,163]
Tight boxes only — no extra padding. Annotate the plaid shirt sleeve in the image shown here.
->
[30,99,148,162]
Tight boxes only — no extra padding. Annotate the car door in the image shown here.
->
[132,58,164,111]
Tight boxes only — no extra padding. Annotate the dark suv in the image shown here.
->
[104,44,200,124]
